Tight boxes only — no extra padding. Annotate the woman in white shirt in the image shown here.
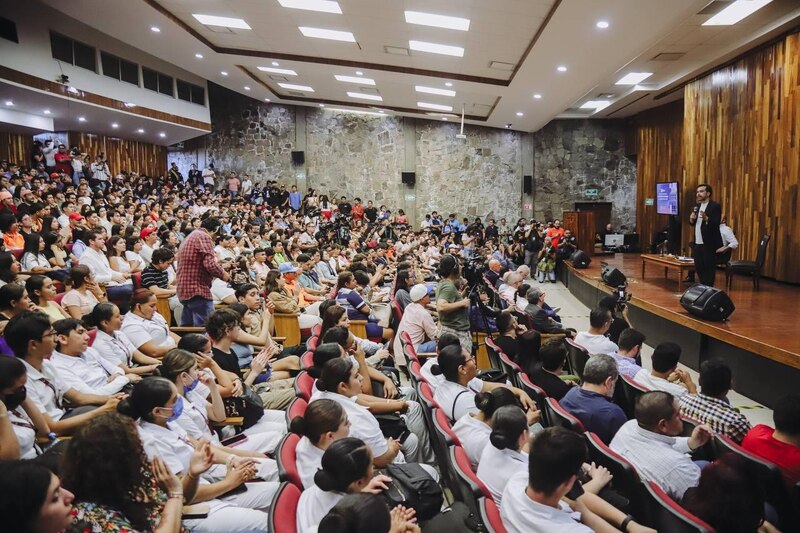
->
[121,289,180,358]
[476,405,530,506]
[20,233,56,275]
[453,387,522,470]
[296,437,391,533]
[83,302,160,374]
[119,377,277,532]
[0,356,51,460]
[289,398,351,489]
[106,236,132,278]
[125,236,145,273]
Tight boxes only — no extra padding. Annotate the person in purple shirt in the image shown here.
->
[559,354,627,444]
[609,328,645,380]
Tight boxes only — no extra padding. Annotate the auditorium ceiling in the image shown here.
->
[44,0,800,132]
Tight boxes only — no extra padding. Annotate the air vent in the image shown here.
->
[384,46,409,56]
[359,87,380,95]
[288,91,305,97]
[269,75,288,82]
[471,103,492,114]
[697,1,733,15]
[489,61,515,71]
[597,93,615,99]
[205,25,236,34]
[652,52,685,61]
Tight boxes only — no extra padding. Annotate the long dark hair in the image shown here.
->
[289,398,346,445]
[314,437,371,493]
[430,344,467,383]
[320,305,347,341]
[117,377,173,423]
[22,232,42,257]
[0,251,18,283]
[393,269,411,295]
[0,461,54,533]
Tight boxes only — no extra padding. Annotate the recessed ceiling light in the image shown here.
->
[533,93,542,99]
[580,100,611,110]
[442,117,448,121]
[347,92,383,101]
[404,11,470,31]
[272,61,280,66]
[43,109,51,114]
[111,123,119,128]
[596,20,609,29]
[505,124,511,129]
[355,71,363,76]
[299,27,356,42]
[150,26,160,32]
[258,66,298,76]
[278,0,342,14]
[445,82,453,87]
[159,132,166,138]
[220,71,228,76]
[137,128,145,133]
[409,40,464,57]
[378,110,385,114]
[78,117,86,122]
[557,65,567,72]
[319,103,325,107]
[615,72,652,85]
[4,101,12,106]
[278,83,314,92]
[265,98,271,102]
[703,0,772,26]
[244,86,251,91]
[336,75,375,85]
[195,53,204,59]
[516,112,524,117]
[415,86,456,97]
[192,14,251,29]
[417,102,453,111]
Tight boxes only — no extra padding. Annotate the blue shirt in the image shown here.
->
[289,191,302,210]
[559,387,627,444]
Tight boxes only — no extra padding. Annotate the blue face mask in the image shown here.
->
[165,396,184,422]
[184,374,200,393]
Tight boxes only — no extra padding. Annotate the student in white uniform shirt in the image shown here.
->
[477,405,531,506]
[0,357,51,460]
[83,302,161,375]
[431,344,537,422]
[418,333,462,388]
[121,289,181,359]
[119,377,277,532]
[296,437,392,533]
[574,308,619,357]
[288,399,351,489]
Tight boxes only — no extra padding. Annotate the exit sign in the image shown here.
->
[585,188,599,197]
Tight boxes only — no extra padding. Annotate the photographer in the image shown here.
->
[597,294,633,346]
[89,153,110,192]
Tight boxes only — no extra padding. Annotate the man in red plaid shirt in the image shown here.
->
[176,216,230,326]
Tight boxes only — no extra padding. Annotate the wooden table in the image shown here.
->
[640,254,695,292]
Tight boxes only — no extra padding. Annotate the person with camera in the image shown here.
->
[89,153,109,192]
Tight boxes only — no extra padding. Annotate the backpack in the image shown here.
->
[383,463,443,521]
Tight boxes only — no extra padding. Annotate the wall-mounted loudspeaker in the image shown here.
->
[570,250,591,269]
[601,264,627,287]
[680,285,735,321]
[291,151,305,165]
[523,175,532,194]
[401,172,416,185]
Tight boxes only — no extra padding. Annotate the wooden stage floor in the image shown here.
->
[567,254,800,371]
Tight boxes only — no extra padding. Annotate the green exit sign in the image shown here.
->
[585,188,599,197]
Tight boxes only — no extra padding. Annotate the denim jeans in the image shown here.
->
[105,284,134,314]
[180,296,214,327]
[416,340,438,353]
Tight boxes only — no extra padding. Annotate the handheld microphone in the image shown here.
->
[693,206,699,214]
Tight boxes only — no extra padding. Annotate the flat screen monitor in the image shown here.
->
[604,234,624,247]
[656,182,679,215]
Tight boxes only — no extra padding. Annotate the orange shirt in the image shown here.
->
[3,231,24,249]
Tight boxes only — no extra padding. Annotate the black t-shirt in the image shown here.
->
[212,347,243,379]
[606,316,628,345]
[484,226,499,240]
[338,202,352,216]
[529,366,572,401]
[364,207,378,222]
[493,335,520,362]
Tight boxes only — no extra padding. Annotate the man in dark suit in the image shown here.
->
[524,288,572,335]
[689,183,722,286]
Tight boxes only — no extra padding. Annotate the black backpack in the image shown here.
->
[383,463,443,521]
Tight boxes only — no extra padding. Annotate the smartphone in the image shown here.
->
[221,433,248,447]
[565,479,585,500]
[397,429,411,443]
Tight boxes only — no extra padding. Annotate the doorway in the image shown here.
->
[574,202,612,234]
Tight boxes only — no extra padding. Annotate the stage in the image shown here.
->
[564,253,800,407]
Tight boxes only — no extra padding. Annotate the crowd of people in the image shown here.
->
[0,150,795,533]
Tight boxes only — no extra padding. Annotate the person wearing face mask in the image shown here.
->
[0,356,52,460]
[0,461,75,533]
[289,399,352,489]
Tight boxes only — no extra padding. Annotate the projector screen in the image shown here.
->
[656,182,679,215]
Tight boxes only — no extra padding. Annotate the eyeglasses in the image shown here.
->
[41,330,57,339]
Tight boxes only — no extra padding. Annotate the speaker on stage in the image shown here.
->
[680,285,735,322]
[601,264,626,287]
[570,250,591,268]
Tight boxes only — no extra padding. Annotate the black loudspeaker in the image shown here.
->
[601,265,627,288]
[680,285,735,322]
[570,250,591,268]
[401,171,416,185]
[523,175,532,193]
[291,151,305,165]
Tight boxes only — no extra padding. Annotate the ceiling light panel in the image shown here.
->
[192,14,252,29]
[417,102,453,111]
[299,27,356,42]
[580,100,611,110]
[278,0,342,14]
[404,11,470,31]
[335,75,376,85]
[347,92,383,101]
[615,72,653,85]
[278,83,315,92]
[703,0,773,26]
[409,40,464,57]
[258,66,298,76]
[415,86,456,97]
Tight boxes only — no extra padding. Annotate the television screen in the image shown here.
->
[656,182,679,215]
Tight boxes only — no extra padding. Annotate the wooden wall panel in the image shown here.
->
[69,132,167,178]
[682,31,800,283]
[636,100,684,253]
[0,131,32,167]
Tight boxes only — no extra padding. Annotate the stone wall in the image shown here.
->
[532,120,637,231]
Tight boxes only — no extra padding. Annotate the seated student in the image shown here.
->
[334,271,393,341]
[0,461,75,533]
[574,308,619,356]
[26,275,69,322]
[50,318,135,397]
[296,437,392,532]
[61,412,198,533]
[559,355,627,444]
[61,265,104,319]
[633,342,697,398]
[5,312,120,436]
[322,326,398,399]
[140,247,183,326]
[597,296,632,346]
[318,493,418,533]
[679,359,752,443]
[265,268,322,330]
[609,328,645,380]
[431,344,537,423]
[392,269,413,311]
[493,311,524,362]
[528,339,577,401]
[392,283,440,360]
[524,288,573,336]
[290,399,351,489]
[118,378,276,532]
[82,303,161,376]
[742,394,800,485]
[121,289,180,359]
[500,427,654,533]
[453,388,535,469]
[228,302,300,382]
[0,356,51,460]
[477,405,530,505]
[683,453,779,533]
[611,391,712,501]
[321,304,389,364]
[419,333,461,388]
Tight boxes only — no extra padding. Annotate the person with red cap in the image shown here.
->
[139,227,159,267]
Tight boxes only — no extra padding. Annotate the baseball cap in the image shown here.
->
[68,212,84,221]
[410,284,429,302]
[278,262,298,274]
[140,228,157,239]
[50,172,59,179]
[0,191,11,201]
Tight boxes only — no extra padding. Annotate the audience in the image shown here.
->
[528,339,576,401]
[742,393,800,485]
[633,342,696,397]
[609,328,645,379]
[393,283,439,360]
[476,405,530,505]
[574,307,619,356]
